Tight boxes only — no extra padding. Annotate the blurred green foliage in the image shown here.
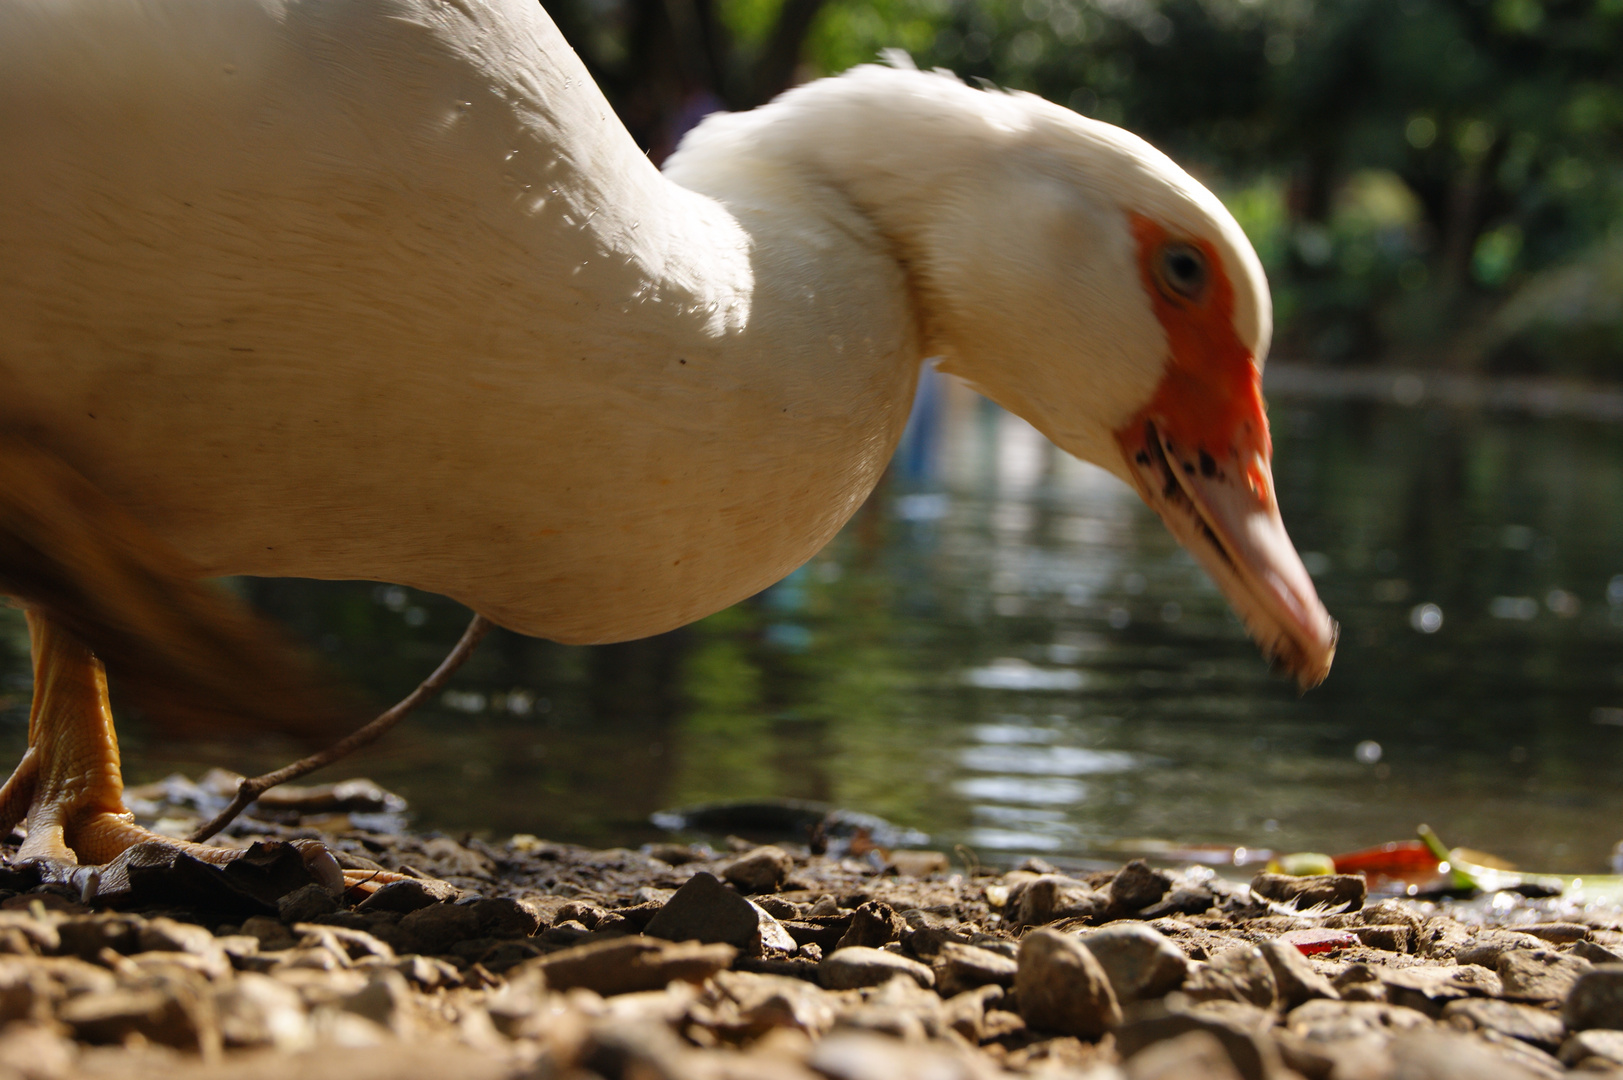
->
[549,0,1623,374]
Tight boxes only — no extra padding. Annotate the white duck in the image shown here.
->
[0,0,1335,876]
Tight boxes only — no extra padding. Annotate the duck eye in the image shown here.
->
[1158,242,1208,302]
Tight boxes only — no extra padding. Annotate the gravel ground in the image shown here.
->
[2,774,1623,1079]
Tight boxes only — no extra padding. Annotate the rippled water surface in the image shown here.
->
[4,368,1623,872]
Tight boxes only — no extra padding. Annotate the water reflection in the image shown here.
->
[2,365,1623,871]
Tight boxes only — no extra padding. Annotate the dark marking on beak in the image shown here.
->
[1138,421,1237,573]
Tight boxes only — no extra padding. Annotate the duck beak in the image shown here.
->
[1115,415,1337,689]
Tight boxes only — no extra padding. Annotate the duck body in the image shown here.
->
[2,0,1337,684]
[1,0,919,643]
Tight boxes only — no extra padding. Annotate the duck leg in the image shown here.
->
[0,609,411,903]
[0,608,242,882]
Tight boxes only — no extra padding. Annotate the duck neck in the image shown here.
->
[662,70,1016,354]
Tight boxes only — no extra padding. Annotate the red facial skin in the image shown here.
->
[1117,213,1271,503]
[1111,213,1337,689]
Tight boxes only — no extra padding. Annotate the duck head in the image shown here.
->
[1107,213,1337,688]
[900,84,1337,688]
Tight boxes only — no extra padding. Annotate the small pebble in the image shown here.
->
[1014,928,1121,1038]
[819,946,934,991]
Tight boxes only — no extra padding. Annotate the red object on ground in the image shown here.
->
[1278,928,1359,955]
[1332,840,1438,878]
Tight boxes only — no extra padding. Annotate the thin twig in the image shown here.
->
[188,613,493,843]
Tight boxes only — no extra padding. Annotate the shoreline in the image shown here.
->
[1,776,1621,1077]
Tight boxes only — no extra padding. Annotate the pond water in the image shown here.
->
[4,365,1623,874]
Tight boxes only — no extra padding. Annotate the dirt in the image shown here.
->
[0,772,1620,1079]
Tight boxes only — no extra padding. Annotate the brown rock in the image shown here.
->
[337,969,414,1036]
[398,901,483,954]
[0,955,114,1019]
[755,896,800,920]
[93,1044,520,1080]
[645,843,706,866]
[534,935,735,996]
[898,909,973,958]
[819,947,934,990]
[751,904,800,954]
[581,1016,711,1080]
[406,837,494,882]
[1140,885,1217,919]
[644,871,766,954]
[1354,924,1412,953]
[1249,873,1365,912]
[810,1030,982,1080]
[1560,1028,1623,1069]
[468,897,543,938]
[1183,945,1277,1009]
[1009,875,1109,927]
[1521,923,1589,945]
[214,972,309,1050]
[553,900,608,928]
[394,954,460,990]
[1258,938,1337,1009]
[1378,964,1502,1015]
[55,913,143,959]
[780,919,849,955]
[59,982,208,1051]
[0,1021,76,1080]
[1272,1029,1354,1080]
[835,900,904,950]
[1115,999,1283,1080]
[1286,998,1434,1042]
[1387,1028,1551,1079]
[932,941,1018,997]
[0,913,59,957]
[1442,997,1564,1051]
[1077,922,1189,1003]
[1455,930,1546,969]
[1562,963,1623,1031]
[1497,948,1592,1003]
[1107,860,1172,915]
[239,916,297,951]
[722,846,793,894]
[1361,899,1424,933]
[1573,939,1623,965]
[712,969,837,1038]
[885,851,952,877]
[354,877,461,915]
[1415,917,1473,960]
[214,934,262,966]
[940,984,1003,1042]
[293,923,395,963]
[134,917,216,957]
[1013,927,1121,1038]
[1332,962,1386,1002]
[832,973,943,1040]
[276,883,340,924]
[1126,1030,1245,1080]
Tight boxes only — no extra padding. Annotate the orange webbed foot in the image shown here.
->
[0,611,349,908]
